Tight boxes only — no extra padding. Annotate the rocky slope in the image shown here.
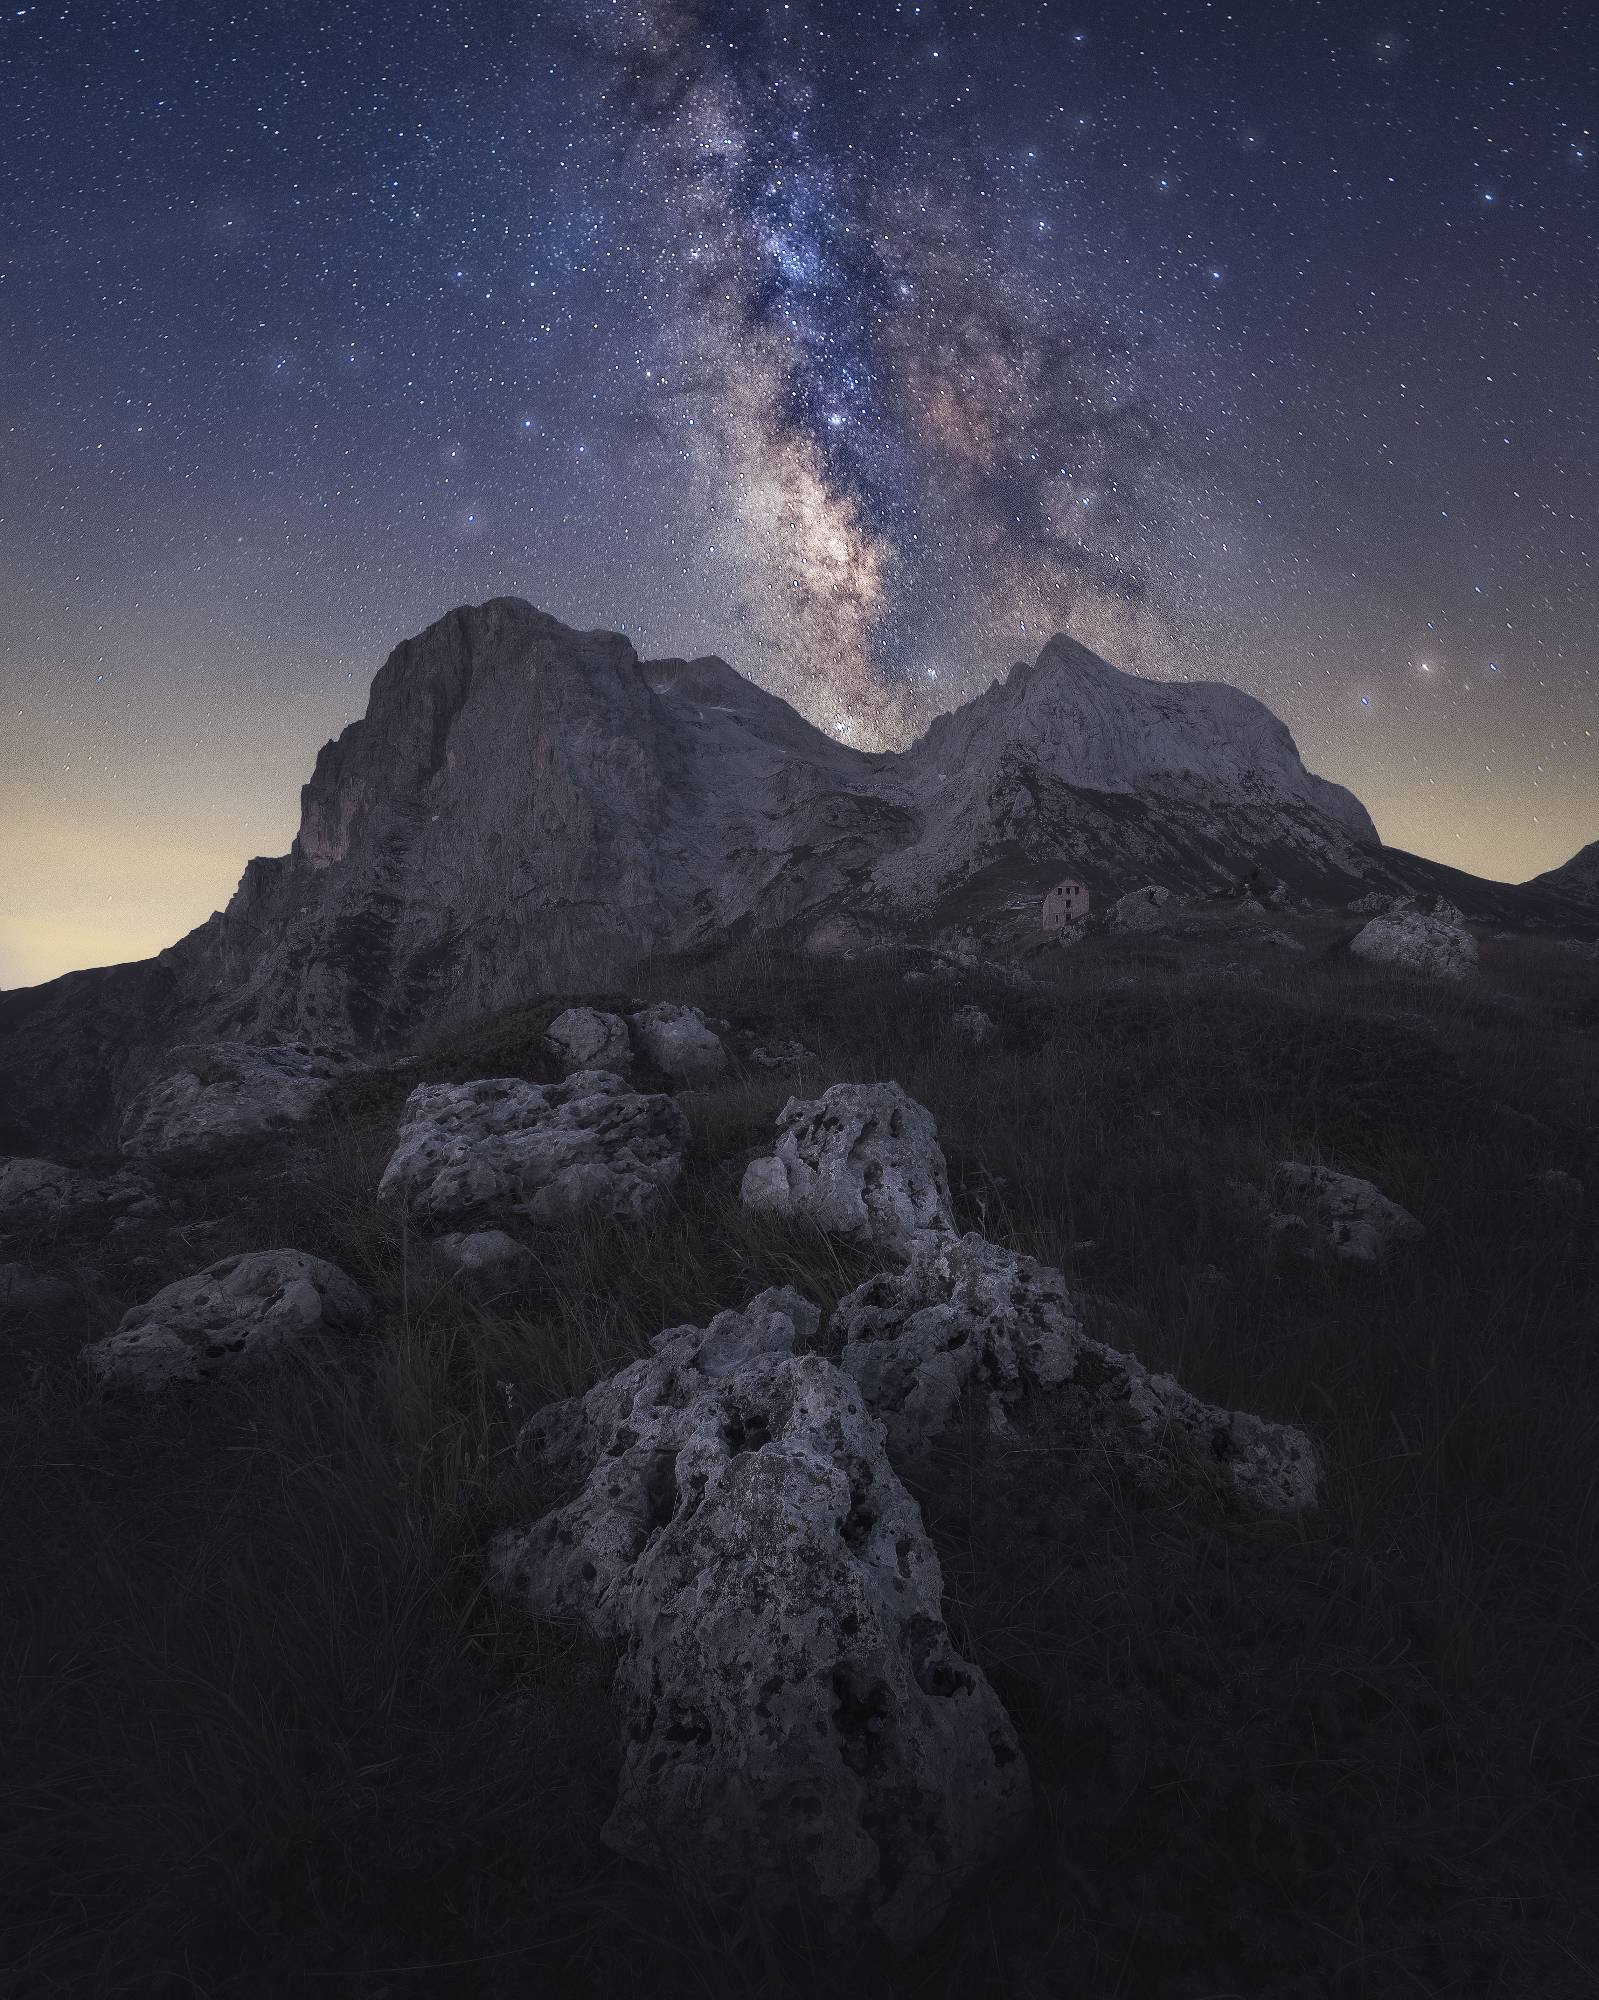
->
[3,596,1593,1154]
[1528,835,1599,908]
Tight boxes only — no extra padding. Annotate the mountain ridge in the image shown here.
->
[3,596,1594,1155]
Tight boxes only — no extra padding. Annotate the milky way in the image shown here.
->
[577,0,1171,742]
[3,0,1596,983]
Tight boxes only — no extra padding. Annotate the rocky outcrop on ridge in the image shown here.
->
[1526,835,1599,908]
[1267,1163,1425,1263]
[834,1231,1319,1511]
[490,1289,1029,1950]
[377,1072,687,1231]
[0,1156,159,1235]
[5,598,1594,1158]
[740,1081,956,1256]
[543,1007,633,1076]
[1349,909,1479,980]
[119,1041,363,1170]
[83,1249,371,1392]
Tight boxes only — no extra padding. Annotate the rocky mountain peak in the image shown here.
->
[9,596,1588,1157]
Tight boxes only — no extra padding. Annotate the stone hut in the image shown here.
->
[1041,878,1090,929]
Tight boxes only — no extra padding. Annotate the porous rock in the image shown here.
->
[1106,883,1176,932]
[950,1005,994,1047]
[741,1037,817,1070]
[489,1289,1029,1950]
[1271,1161,1424,1262]
[0,1156,157,1233]
[544,1007,632,1075]
[433,1228,536,1295]
[1349,911,1477,980]
[628,1002,729,1084]
[834,1232,1319,1511]
[83,1249,371,1391]
[377,1071,686,1230]
[740,1082,956,1257]
[120,1041,362,1169]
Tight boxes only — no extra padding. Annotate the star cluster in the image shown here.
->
[1,0,1595,982]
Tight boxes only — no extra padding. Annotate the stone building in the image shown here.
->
[1041,878,1090,929]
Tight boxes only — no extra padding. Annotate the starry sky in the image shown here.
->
[3,0,1595,987]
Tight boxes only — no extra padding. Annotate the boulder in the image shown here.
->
[1270,1161,1424,1262]
[834,1232,1318,1512]
[1348,911,1477,980]
[433,1228,537,1296]
[740,1082,956,1257]
[950,1005,994,1047]
[544,1007,633,1076]
[82,1249,371,1391]
[0,1156,157,1234]
[1106,884,1176,932]
[741,1037,817,1070]
[119,1042,362,1170]
[377,1071,687,1231]
[490,1289,1028,1950]
[629,1002,729,1084]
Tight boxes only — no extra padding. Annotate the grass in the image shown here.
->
[1,939,1596,1995]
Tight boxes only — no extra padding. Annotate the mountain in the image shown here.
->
[2,597,1592,1154]
[1527,837,1599,908]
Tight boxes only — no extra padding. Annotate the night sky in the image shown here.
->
[3,1,1595,987]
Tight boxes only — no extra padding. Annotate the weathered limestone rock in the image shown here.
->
[433,1228,536,1295]
[629,1002,729,1084]
[378,1071,687,1230]
[1270,1161,1424,1262]
[834,1232,1319,1511]
[1106,884,1176,932]
[119,1042,362,1170]
[741,1037,817,1070]
[1349,911,1477,980]
[490,1290,1029,1950]
[740,1082,956,1257]
[544,1007,632,1076]
[950,1005,994,1047]
[0,1156,157,1233]
[83,1249,371,1391]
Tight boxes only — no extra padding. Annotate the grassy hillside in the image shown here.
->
[3,927,1596,1996]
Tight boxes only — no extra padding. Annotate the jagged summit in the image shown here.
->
[2,597,1589,1153]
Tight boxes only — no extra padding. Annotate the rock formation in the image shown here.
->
[834,1231,1319,1511]
[119,1041,362,1170]
[490,1290,1029,1950]
[740,1082,956,1256]
[377,1072,687,1231]
[1268,1163,1424,1263]
[83,1249,371,1391]
[543,1007,633,1076]
[5,597,1592,1157]
[1349,909,1479,980]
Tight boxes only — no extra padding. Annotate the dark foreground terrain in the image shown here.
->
[3,915,1597,1997]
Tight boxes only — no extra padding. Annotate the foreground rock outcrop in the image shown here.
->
[119,1041,362,1170]
[490,1289,1028,1950]
[83,1249,371,1391]
[1349,910,1478,980]
[0,1156,158,1234]
[740,1082,956,1256]
[378,1072,687,1231]
[1268,1162,1425,1262]
[835,1231,1319,1511]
